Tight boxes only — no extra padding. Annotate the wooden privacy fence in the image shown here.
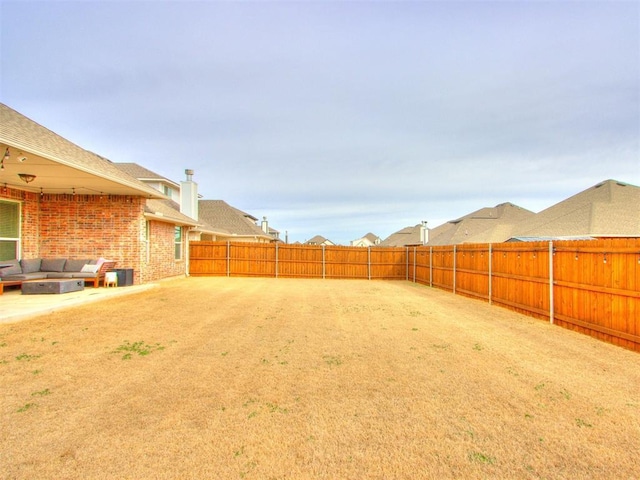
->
[189,239,640,352]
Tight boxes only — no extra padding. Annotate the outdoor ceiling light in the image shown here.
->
[18,173,36,184]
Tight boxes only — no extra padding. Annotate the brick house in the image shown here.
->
[0,103,198,284]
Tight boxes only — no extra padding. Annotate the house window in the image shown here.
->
[0,200,20,261]
[174,226,182,260]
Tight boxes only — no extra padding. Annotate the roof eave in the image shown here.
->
[1,138,166,199]
[144,212,199,227]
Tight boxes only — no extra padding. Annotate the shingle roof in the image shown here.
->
[364,232,380,242]
[114,163,179,186]
[379,225,424,247]
[198,200,271,238]
[428,203,534,245]
[305,235,335,245]
[0,103,163,198]
[145,199,199,226]
[510,179,640,239]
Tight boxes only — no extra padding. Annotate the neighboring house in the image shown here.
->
[428,203,534,245]
[0,103,198,284]
[350,233,381,247]
[197,200,274,243]
[379,223,429,247]
[115,163,181,202]
[305,235,335,246]
[507,179,640,241]
[115,163,281,244]
[260,217,281,242]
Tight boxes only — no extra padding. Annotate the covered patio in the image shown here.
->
[1,104,193,286]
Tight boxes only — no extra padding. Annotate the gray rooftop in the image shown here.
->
[428,203,535,245]
[198,200,272,239]
[510,179,640,239]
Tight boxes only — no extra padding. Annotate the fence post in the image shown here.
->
[453,245,457,294]
[322,245,326,279]
[368,246,371,280]
[413,247,417,283]
[488,244,493,305]
[406,247,409,281]
[275,243,278,278]
[226,241,230,277]
[549,241,554,324]
[429,247,433,287]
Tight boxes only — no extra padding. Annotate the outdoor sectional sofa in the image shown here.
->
[0,258,116,288]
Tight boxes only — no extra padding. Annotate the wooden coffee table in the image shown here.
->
[0,280,23,295]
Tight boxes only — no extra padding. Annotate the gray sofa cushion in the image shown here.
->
[40,258,66,272]
[49,272,75,279]
[1,272,48,281]
[21,258,42,274]
[0,259,22,277]
[71,272,100,279]
[64,259,90,272]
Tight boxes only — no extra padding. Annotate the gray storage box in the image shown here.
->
[22,279,85,295]
[113,268,134,286]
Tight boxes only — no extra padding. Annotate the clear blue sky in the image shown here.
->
[1,1,638,244]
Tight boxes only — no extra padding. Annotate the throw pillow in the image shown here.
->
[80,264,99,274]
[0,259,22,277]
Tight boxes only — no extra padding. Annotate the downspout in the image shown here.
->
[185,226,194,277]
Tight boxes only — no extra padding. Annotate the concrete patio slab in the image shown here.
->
[0,283,157,324]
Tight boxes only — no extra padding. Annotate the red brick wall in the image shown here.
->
[0,187,39,258]
[142,221,187,283]
[1,189,187,285]
[38,194,145,282]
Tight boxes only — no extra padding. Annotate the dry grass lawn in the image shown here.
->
[1,277,639,479]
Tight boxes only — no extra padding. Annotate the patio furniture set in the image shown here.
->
[0,258,118,295]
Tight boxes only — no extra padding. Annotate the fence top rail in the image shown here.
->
[192,238,640,251]
[489,245,552,253]
[553,246,640,254]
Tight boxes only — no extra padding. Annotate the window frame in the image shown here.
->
[0,199,21,261]
[174,226,183,260]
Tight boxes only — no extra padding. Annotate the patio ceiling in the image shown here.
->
[0,143,165,198]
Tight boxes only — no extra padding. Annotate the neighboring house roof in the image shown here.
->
[114,162,180,189]
[306,235,335,246]
[144,199,199,227]
[0,103,164,198]
[351,232,381,246]
[198,200,273,240]
[428,203,534,245]
[379,224,425,247]
[509,179,640,240]
[365,232,380,243]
